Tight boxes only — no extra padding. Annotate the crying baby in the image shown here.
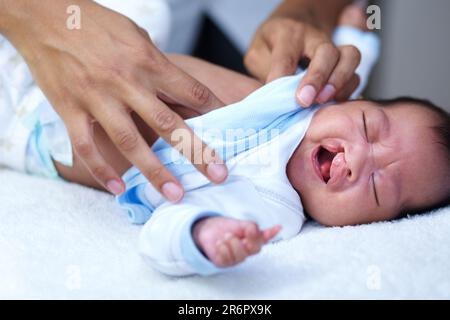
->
[116,74,449,276]
[1,4,448,277]
[203,96,450,274]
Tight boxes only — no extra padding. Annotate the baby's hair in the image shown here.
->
[374,97,450,217]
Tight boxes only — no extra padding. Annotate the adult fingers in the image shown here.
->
[66,111,125,195]
[297,42,340,107]
[334,73,360,101]
[316,45,361,103]
[91,104,184,202]
[266,29,304,82]
[244,36,272,81]
[128,91,228,184]
[157,62,224,114]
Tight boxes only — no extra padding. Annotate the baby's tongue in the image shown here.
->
[320,161,331,181]
[329,152,345,180]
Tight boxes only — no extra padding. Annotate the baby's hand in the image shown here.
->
[193,217,281,267]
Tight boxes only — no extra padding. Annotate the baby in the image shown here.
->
[1,5,449,276]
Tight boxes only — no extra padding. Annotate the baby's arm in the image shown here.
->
[138,177,296,276]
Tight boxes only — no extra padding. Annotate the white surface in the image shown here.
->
[1,169,449,299]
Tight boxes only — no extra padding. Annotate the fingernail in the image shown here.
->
[297,85,316,107]
[316,84,336,103]
[207,162,228,182]
[161,182,183,202]
[106,179,124,195]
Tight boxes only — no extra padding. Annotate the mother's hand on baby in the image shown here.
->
[0,0,227,200]
[245,17,361,107]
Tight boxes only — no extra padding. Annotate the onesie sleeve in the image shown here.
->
[138,176,305,276]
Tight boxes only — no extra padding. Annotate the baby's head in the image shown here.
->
[287,97,450,226]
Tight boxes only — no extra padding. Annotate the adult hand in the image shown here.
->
[1,0,227,201]
[245,15,361,107]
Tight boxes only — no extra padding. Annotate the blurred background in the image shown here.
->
[165,0,450,111]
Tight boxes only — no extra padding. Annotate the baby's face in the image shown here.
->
[287,100,447,226]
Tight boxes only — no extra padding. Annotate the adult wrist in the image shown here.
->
[0,0,27,36]
[0,0,91,60]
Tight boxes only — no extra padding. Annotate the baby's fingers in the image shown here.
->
[225,233,248,264]
[262,225,282,243]
[215,233,248,267]
[243,223,264,254]
[216,240,233,267]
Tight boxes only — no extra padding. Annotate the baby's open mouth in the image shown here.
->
[312,144,347,184]
[316,146,338,183]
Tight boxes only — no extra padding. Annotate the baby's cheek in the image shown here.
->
[316,192,367,226]
[307,112,354,142]
[286,151,306,191]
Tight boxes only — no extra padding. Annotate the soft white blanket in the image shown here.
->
[0,169,449,299]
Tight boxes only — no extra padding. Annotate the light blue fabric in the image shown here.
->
[25,121,61,179]
[153,72,316,175]
[25,105,72,180]
[119,72,322,275]
[117,166,156,224]
[118,72,320,224]
[127,73,319,275]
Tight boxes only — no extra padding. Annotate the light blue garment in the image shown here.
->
[117,72,319,224]
[119,73,318,276]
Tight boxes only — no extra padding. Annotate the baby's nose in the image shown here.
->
[345,143,377,185]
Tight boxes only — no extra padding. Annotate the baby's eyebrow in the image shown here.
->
[371,173,380,207]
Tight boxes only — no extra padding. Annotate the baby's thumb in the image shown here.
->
[263,225,282,243]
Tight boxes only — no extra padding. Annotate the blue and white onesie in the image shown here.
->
[118,31,380,276]
[0,0,379,276]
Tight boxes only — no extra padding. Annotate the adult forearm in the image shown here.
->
[270,0,353,35]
